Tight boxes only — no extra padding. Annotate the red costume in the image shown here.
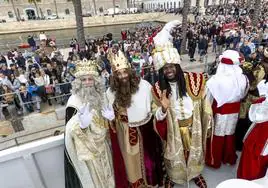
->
[237,97,268,180]
[205,50,249,168]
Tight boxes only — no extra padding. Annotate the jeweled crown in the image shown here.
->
[108,49,130,72]
[74,58,99,77]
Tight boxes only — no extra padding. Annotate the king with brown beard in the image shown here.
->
[106,50,165,187]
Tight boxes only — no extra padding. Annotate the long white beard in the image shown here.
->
[78,87,103,111]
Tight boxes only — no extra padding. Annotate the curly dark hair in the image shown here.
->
[110,68,140,108]
[158,64,187,99]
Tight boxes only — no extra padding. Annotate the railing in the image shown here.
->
[0,124,65,151]
[0,81,72,117]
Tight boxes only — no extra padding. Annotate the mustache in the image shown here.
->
[78,87,103,110]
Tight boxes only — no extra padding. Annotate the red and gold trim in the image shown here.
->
[184,72,206,100]
[129,178,145,188]
[129,127,138,146]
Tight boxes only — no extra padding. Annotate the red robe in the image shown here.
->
[237,98,268,180]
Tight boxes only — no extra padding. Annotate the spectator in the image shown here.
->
[216,32,226,55]
[144,67,158,86]
[188,35,197,62]
[27,35,36,51]
[8,73,21,91]
[0,55,7,66]
[19,84,34,113]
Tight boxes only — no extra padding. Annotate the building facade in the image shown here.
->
[142,0,235,10]
[0,0,127,21]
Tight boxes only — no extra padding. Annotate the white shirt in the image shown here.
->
[156,82,194,121]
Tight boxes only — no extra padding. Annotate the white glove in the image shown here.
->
[101,106,115,121]
[78,104,93,129]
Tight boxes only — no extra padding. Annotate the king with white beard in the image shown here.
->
[64,58,115,188]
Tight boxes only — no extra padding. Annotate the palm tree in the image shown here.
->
[252,0,261,27]
[54,0,59,18]
[196,0,200,13]
[72,0,86,50]
[180,0,191,54]
[92,0,97,15]
[28,0,41,19]
[113,0,116,15]
[4,0,19,21]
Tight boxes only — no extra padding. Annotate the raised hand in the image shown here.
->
[101,105,115,121]
[78,103,93,129]
[160,90,170,113]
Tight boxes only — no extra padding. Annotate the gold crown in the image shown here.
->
[108,49,130,72]
[74,58,99,77]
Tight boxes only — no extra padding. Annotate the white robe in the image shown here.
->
[65,95,114,188]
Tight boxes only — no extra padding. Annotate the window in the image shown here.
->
[8,11,14,18]
[47,9,52,16]
[65,8,70,15]
[174,2,176,8]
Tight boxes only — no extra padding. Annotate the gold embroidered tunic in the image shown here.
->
[65,110,115,188]
[152,72,213,185]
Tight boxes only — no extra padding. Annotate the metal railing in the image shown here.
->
[0,124,65,151]
[0,82,72,117]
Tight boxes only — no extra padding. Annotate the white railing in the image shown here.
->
[0,134,65,188]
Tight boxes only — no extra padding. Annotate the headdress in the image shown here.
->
[153,20,181,71]
[74,58,99,77]
[108,49,130,72]
[219,50,244,65]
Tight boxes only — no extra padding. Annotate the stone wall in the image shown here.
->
[0,0,127,21]
[0,12,169,34]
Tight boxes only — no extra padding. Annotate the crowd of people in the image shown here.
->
[63,18,268,188]
[1,12,268,118]
[0,5,268,187]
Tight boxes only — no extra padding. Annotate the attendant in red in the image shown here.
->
[237,79,268,180]
[206,50,249,168]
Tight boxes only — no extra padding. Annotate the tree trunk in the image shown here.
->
[92,0,97,15]
[196,0,200,13]
[34,1,40,19]
[113,0,116,15]
[10,0,19,21]
[253,0,261,27]
[181,0,190,54]
[54,0,59,18]
[72,0,86,50]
